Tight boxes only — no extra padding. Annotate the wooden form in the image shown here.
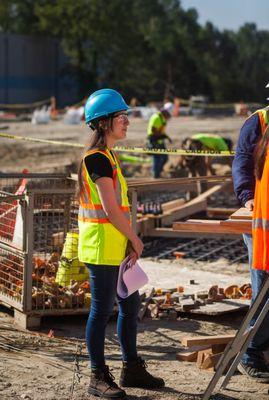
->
[148,227,239,239]
[230,207,252,220]
[176,345,211,362]
[173,217,252,235]
[177,336,232,372]
[181,334,235,347]
[127,175,232,192]
[136,181,232,235]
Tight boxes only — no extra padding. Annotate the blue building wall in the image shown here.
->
[0,33,79,107]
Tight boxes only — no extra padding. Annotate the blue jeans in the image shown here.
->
[85,264,141,369]
[242,234,269,367]
[152,154,168,178]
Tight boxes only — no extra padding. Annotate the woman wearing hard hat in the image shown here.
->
[77,89,164,399]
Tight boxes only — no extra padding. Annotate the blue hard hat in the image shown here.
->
[84,88,129,124]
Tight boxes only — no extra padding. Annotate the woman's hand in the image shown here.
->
[131,236,144,258]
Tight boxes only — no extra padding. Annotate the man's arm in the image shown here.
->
[232,114,261,207]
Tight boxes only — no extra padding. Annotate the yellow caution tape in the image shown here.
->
[0,132,235,157]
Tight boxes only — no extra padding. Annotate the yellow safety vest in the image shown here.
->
[251,105,269,134]
[78,148,130,266]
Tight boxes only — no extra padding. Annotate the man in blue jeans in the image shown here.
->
[233,100,269,382]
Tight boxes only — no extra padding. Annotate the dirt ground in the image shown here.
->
[1,260,269,400]
[2,115,267,400]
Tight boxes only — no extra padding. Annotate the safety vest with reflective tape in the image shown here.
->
[252,106,269,270]
[78,148,130,266]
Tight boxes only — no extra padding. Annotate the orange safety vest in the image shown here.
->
[252,106,269,270]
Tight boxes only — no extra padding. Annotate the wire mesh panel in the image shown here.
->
[0,174,91,316]
[30,189,90,312]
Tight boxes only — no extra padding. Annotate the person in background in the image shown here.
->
[180,133,233,177]
[178,133,233,196]
[147,102,173,178]
[77,88,164,399]
[233,85,269,382]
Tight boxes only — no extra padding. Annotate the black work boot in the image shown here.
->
[88,365,127,398]
[119,357,165,389]
[237,361,269,383]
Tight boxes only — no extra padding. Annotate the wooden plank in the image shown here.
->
[173,219,251,234]
[138,288,155,321]
[196,344,227,368]
[146,227,239,239]
[173,220,226,233]
[200,352,223,370]
[181,334,235,347]
[187,299,250,316]
[136,215,155,236]
[176,345,211,362]
[220,218,252,233]
[161,199,207,225]
[206,207,238,218]
[162,198,185,212]
[230,207,252,220]
[127,175,232,191]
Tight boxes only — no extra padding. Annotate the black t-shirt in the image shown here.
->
[84,152,114,182]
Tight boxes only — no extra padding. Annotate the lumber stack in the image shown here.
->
[177,335,235,371]
[139,283,251,320]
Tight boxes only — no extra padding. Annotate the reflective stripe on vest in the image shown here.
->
[251,106,269,135]
[253,218,269,230]
[78,149,130,223]
[79,207,130,223]
[252,107,269,270]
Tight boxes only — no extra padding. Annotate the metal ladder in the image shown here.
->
[203,275,269,400]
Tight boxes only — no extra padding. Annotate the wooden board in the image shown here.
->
[146,227,239,239]
[173,220,229,233]
[220,219,252,234]
[187,299,250,316]
[161,198,185,212]
[173,219,251,234]
[181,334,235,347]
[230,207,252,220]
[200,352,223,370]
[206,207,238,218]
[176,345,211,362]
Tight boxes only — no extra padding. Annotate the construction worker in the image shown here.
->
[147,102,173,178]
[179,133,233,194]
[78,88,164,399]
[233,85,269,382]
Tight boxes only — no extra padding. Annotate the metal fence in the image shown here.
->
[0,173,91,321]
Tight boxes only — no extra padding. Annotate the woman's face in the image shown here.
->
[110,111,130,141]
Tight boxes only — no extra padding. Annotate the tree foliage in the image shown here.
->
[1,0,269,103]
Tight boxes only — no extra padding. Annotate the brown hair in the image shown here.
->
[254,124,269,180]
[76,118,113,197]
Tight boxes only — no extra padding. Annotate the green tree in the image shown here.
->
[0,0,268,103]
